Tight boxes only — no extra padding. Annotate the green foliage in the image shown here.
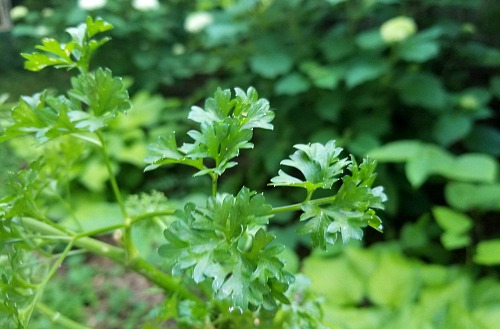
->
[22,16,112,73]
[0,16,386,328]
[146,86,274,179]
[303,243,500,329]
[270,141,349,195]
[297,158,385,248]
[1,18,130,144]
[159,187,293,311]
[2,0,500,326]
[368,140,498,188]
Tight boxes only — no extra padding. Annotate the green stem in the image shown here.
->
[19,217,200,301]
[211,173,218,197]
[21,240,76,328]
[130,209,176,224]
[95,131,137,261]
[76,223,125,238]
[95,132,128,218]
[268,195,337,215]
[36,302,92,329]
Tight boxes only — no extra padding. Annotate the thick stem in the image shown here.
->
[19,217,200,301]
[211,173,218,197]
[36,302,92,329]
[95,131,137,261]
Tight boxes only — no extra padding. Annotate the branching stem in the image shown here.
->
[19,217,200,302]
[95,131,137,261]
[268,195,337,215]
[36,302,92,329]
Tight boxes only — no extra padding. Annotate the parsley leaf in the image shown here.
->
[146,87,274,178]
[299,157,387,249]
[68,68,131,130]
[158,187,293,311]
[22,16,112,73]
[270,141,350,196]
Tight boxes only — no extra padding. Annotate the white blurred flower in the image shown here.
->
[172,43,186,55]
[78,0,107,11]
[132,0,160,11]
[459,95,478,111]
[380,16,417,43]
[10,6,29,20]
[42,8,55,18]
[184,12,214,33]
[35,25,49,37]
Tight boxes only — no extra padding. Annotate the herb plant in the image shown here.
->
[0,17,386,328]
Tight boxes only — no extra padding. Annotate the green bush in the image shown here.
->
[1,0,500,327]
[0,17,385,328]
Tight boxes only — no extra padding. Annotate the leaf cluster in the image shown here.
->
[0,15,389,329]
[1,18,129,145]
[21,16,112,73]
[159,187,293,311]
[299,158,386,249]
[145,87,274,178]
[271,142,386,249]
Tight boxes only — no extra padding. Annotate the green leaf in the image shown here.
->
[474,240,500,265]
[270,141,350,194]
[445,182,500,211]
[233,87,274,129]
[440,233,471,250]
[432,113,472,146]
[68,68,130,117]
[367,140,422,162]
[432,206,473,250]
[275,73,311,95]
[297,158,386,249]
[370,141,497,188]
[398,35,440,62]
[404,145,454,188]
[445,154,497,183]
[432,206,473,234]
[158,187,292,310]
[345,57,389,88]
[367,251,418,307]
[249,52,293,78]
[22,38,74,71]
[0,92,79,143]
[356,29,385,50]
[146,87,274,177]
[300,61,344,90]
[21,16,113,72]
[302,256,364,306]
[145,132,204,172]
[183,120,253,176]
[398,73,447,111]
[465,125,500,157]
[85,16,113,38]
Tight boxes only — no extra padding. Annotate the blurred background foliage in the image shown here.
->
[1,0,500,328]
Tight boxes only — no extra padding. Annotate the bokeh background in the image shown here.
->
[1,0,500,328]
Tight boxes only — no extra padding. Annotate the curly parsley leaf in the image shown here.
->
[0,92,76,143]
[144,131,205,172]
[22,16,112,72]
[158,187,293,311]
[299,157,386,249]
[0,68,130,143]
[146,87,274,178]
[67,67,130,130]
[270,141,350,196]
